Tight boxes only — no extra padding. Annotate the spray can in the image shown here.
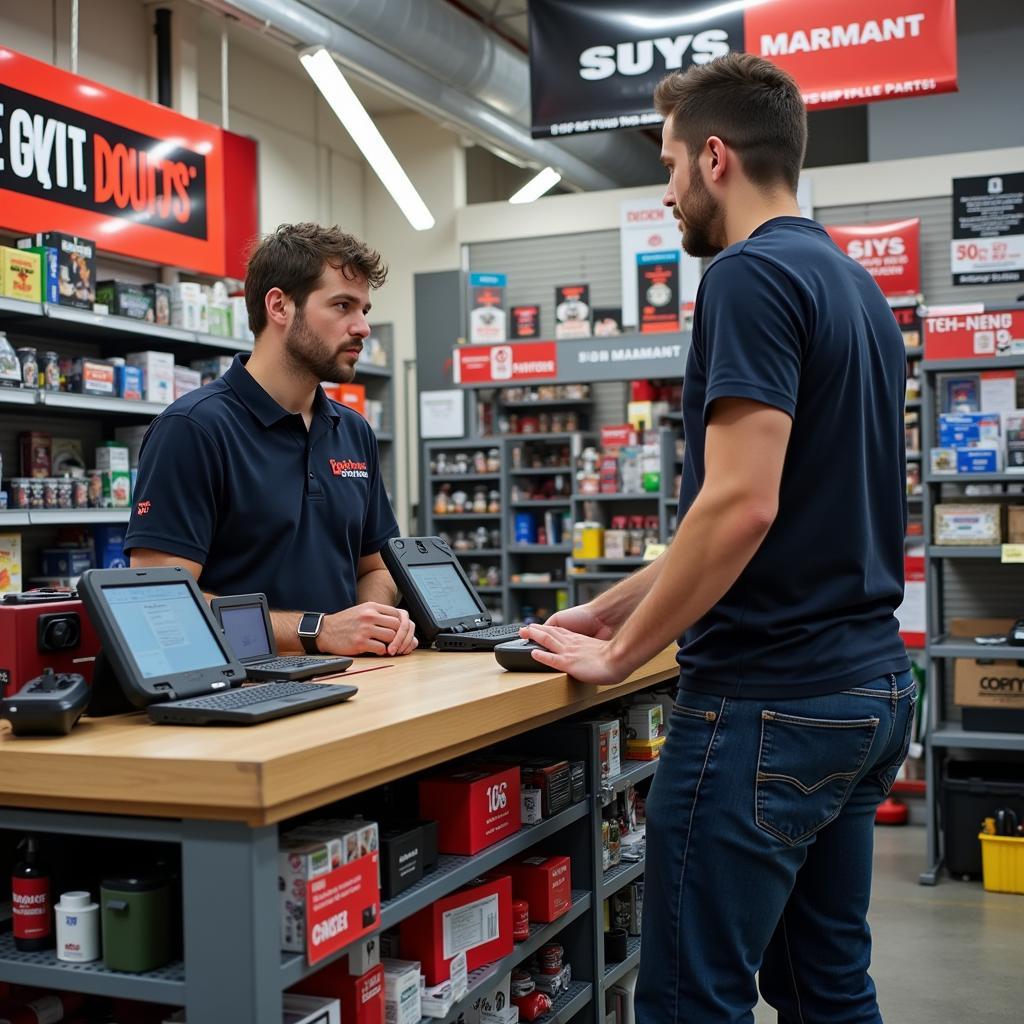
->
[12,835,52,951]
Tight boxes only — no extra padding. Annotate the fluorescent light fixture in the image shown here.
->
[300,48,435,231]
[509,166,562,204]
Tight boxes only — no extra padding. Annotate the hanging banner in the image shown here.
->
[637,251,680,333]
[951,172,1024,286]
[468,272,508,343]
[0,47,258,278]
[922,308,1024,361]
[826,218,920,297]
[529,0,957,137]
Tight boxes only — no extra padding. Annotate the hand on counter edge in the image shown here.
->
[320,603,418,657]
[518,623,631,686]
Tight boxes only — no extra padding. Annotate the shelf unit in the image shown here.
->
[918,348,1024,886]
[355,325,397,501]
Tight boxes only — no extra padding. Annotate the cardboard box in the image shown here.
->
[518,758,571,818]
[419,765,521,855]
[400,875,513,985]
[115,363,145,401]
[96,442,130,473]
[521,786,543,825]
[166,994,341,1024]
[96,280,153,320]
[127,350,176,405]
[172,282,208,332]
[175,365,202,400]
[463,974,511,1024]
[21,246,58,303]
[957,447,1002,473]
[192,355,234,384]
[92,525,128,569]
[626,703,664,742]
[0,533,22,593]
[145,282,173,324]
[19,432,51,478]
[382,959,421,1024]
[934,504,1003,545]
[1,246,40,302]
[299,960,384,1024]
[938,412,1001,447]
[17,232,95,308]
[507,856,571,923]
[40,548,93,578]
[596,720,622,780]
[1008,506,1024,544]
[114,425,150,466]
[278,836,344,952]
[380,822,425,900]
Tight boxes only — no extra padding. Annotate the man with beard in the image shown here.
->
[522,55,912,1021]
[125,223,416,658]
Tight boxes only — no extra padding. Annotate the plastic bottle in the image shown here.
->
[55,890,101,962]
[12,836,52,951]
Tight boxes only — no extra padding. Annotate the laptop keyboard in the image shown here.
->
[461,624,523,639]
[258,656,334,671]
[167,681,328,710]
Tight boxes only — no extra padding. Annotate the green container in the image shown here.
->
[101,876,171,972]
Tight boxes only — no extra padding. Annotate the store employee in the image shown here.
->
[124,223,416,658]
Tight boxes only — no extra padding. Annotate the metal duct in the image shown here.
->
[214,0,660,190]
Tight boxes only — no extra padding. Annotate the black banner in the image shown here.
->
[529,0,742,138]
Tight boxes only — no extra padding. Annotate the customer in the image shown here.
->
[524,55,912,1022]
[126,223,416,658]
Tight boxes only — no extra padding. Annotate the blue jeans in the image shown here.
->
[635,671,916,1024]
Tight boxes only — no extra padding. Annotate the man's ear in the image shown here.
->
[706,136,728,183]
[264,287,290,329]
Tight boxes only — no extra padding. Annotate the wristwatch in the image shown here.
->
[297,612,325,655]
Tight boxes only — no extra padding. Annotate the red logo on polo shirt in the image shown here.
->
[136,500,151,516]
[329,458,369,479]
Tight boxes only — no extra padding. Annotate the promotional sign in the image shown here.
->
[923,307,1024,360]
[468,272,507,344]
[454,341,558,384]
[306,853,380,966]
[511,304,541,339]
[0,47,257,278]
[897,553,926,651]
[637,251,680,333]
[826,219,920,296]
[529,0,957,137]
[554,283,591,338]
[592,306,623,336]
[951,172,1024,286]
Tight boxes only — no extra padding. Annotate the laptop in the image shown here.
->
[381,536,525,651]
[211,593,352,680]
[77,567,358,725]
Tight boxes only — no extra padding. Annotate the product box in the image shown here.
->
[626,703,665,742]
[383,959,422,1024]
[380,822,425,900]
[519,758,572,818]
[69,357,116,397]
[1008,506,1024,544]
[419,765,521,855]
[92,525,128,569]
[50,437,85,476]
[174,365,202,400]
[96,280,153,320]
[938,412,1001,447]
[596,720,622,780]
[278,836,344,952]
[127,350,175,405]
[115,363,145,401]
[21,246,59,303]
[930,447,958,475]
[464,974,511,1024]
[507,856,571,923]
[949,618,1024,731]
[229,295,251,341]
[0,533,22,593]
[298,959,385,1024]
[288,818,378,867]
[625,736,667,761]
[400,875,513,985]
[957,447,1002,473]
[144,282,173,325]
[113,425,151,466]
[570,761,586,803]
[934,503,1003,545]
[99,469,131,508]
[96,442,130,473]
[192,355,234,384]
[347,934,382,976]
[17,232,95,308]
[165,994,341,1024]
[40,547,93,578]
[172,282,209,333]
[1,246,40,302]
[19,431,52,477]
[521,786,543,825]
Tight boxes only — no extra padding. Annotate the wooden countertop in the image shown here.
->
[0,648,679,826]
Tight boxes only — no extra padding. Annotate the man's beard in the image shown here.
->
[283,307,357,384]
[677,161,726,259]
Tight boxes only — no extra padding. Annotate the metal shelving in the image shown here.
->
[602,936,642,990]
[430,473,502,483]
[603,759,659,800]
[0,509,131,526]
[600,859,645,901]
[926,546,1013,559]
[931,725,1024,751]
[511,499,573,508]
[510,544,572,555]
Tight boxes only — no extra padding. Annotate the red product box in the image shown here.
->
[297,960,385,1024]
[507,856,571,923]
[400,875,513,986]
[419,765,521,855]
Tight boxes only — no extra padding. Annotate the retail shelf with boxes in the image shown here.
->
[475,384,594,438]
[915,306,1024,885]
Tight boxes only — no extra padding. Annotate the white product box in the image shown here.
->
[464,973,511,1024]
[421,952,467,1018]
[126,350,175,405]
[599,719,621,779]
[627,703,664,742]
[171,282,209,333]
[174,365,202,400]
[383,959,422,1024]
[95,443,130,473]
[191,355,234,384]
[0,532,23,594]
[229,295,253,341]
[278,836,344,952]
[164,994,340,1024]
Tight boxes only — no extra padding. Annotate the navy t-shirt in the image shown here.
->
[677,217,909,698]
[124,355,398,613]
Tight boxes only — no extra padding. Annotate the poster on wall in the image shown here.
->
[951,172,1024,286]
[637,252,680,333]
[510,304,541,339]
[529,0,958,137]
[554,284,591,338]
[826,218,921,297]
[468,273,508,343]
[0,46,257,278]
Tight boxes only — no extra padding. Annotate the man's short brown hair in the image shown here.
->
[654,53,807,193]
[244,223,388,335]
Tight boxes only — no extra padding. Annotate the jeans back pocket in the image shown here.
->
[756,710,879,846]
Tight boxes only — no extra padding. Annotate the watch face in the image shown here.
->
[299,612,323,636]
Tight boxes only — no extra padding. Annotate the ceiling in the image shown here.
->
[449,0,529,52]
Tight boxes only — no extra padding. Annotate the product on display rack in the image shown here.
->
[16,232,95,308]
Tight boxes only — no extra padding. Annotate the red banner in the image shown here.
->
[306,853,380,966]
[455,342,558,384]
[747,0,958,110]
[826,219,920,297]
[0,47,258,277]
[923,308,1024,361]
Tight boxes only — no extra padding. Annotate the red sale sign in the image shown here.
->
[923,308,1024,361]
[306,853,380,966]
[826,219,921,296]
[454,341,558,385]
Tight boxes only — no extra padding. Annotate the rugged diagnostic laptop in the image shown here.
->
[77,567,357,725]
[382,536,525,651]
[210,593,352,680]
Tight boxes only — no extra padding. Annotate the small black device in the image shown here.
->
[382,537,525,650]
[0,669,90,735]
[211,593,352,680]
[297,611,324,655]
[77,567,358,726]
[494,638,547,671]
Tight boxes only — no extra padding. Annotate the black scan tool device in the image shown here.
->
[1,670,90,735]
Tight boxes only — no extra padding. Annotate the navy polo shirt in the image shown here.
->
[124,355,398,613]
[677,217,909,698]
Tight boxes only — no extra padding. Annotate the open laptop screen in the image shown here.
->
[105,582,230,679]
[406,562,481,621]
[219,602,273,660]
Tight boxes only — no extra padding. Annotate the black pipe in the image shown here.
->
[155,8,172,107]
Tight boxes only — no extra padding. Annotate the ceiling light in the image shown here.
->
[300,48,435,231]
[509,167,562,204]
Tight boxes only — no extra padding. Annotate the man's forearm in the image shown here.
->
[607,488,774,674]
[357,567,399,606]
[270,610,304,654]
[589,553,668,629]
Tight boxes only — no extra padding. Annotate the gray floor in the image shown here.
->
[753,825,1024,1023]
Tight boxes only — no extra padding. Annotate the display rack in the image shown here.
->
[917,349,1024,885]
